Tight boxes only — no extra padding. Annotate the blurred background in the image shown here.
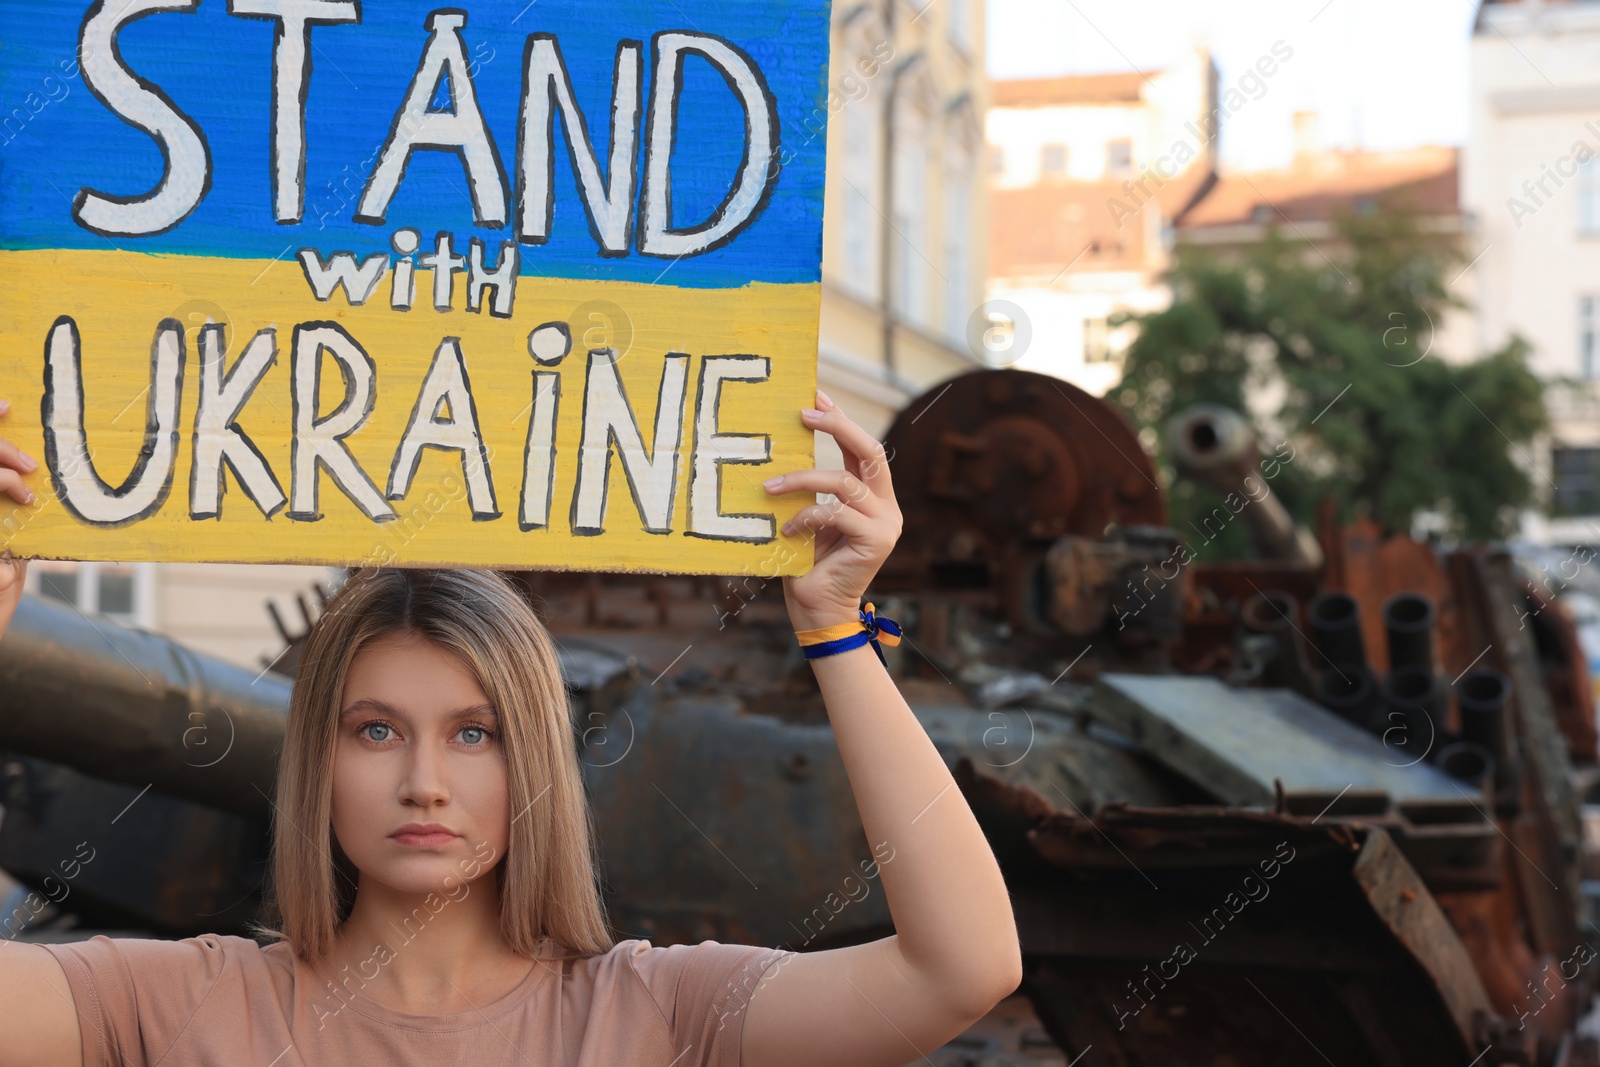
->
[31,1,1598,691]
[19,2,1600,1065]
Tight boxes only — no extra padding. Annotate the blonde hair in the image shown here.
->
[251,568,614,962]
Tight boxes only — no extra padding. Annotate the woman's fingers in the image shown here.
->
[0,400,41,506]
[0,468,35,506]
[801,395,896,503]
[0,439,38,475]
[0,398,38,486]
[766,468,888,517]
[781,499,877,540]
[813,391,867,485]
[0,402,28,594]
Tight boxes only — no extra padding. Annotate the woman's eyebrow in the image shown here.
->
[339,698,399,721]
[338,700,498,721]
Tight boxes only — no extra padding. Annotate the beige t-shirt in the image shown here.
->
[41,933,794,1067]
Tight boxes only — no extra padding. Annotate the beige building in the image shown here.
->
[816,0,991,445]
[985,52,1219,396]
[1466,0,1600,543]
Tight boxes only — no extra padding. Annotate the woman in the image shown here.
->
[0,390,1022,1067]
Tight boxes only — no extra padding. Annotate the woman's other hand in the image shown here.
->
[0,397,36,642]
[764,389,902,630]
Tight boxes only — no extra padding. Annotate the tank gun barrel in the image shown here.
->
[1165,405,1324,568]
[0,594,288,817]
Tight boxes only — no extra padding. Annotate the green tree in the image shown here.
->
[1112,199,1548,549]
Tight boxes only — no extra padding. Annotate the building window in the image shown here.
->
[27,561,155,628]
[841,98,881,301]
[1553,447,1600,516]
[1106,139,1133,177]
[1085,315,1131,364]
[1581,157,1600,235]
[1584,296,1599,380]
[944,144,974,344]
[892,106,931,327]
[948,0,973,51]
[988,145,1004,176]
[1040,143,1068,179]
[1085,317,1115,363]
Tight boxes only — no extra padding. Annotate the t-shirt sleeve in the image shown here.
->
[624,939,796,1067]
[37,934,232,1067]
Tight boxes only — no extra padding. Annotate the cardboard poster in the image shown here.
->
[0,0,832,574]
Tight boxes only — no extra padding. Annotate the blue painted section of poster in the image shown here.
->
[0,0,833,288]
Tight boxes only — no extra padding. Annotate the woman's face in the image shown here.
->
[330,629,509,898]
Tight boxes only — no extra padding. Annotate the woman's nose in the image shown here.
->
[397,743,452,805]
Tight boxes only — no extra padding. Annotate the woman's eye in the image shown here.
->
[361,722,393,742]
[459,725,494,746]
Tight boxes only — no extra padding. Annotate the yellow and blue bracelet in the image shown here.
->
[795,602,903,666]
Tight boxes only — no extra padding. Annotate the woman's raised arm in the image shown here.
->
[741,390,1022,1067]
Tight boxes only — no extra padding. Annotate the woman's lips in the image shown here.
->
[391,832,458,848]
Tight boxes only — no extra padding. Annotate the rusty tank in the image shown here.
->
[2,368,1598,1066]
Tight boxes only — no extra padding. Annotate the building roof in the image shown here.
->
[990,182,1147,279]
[1175,145,1460,231]
[989,162,1214,281]
[990,71,1154,108]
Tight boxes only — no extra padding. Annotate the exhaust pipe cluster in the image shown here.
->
[1305,590,1514,802]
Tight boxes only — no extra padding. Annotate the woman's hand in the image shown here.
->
[0,397,36,642]
[763,389,902,631]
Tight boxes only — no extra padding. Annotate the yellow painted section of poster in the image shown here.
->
[0,250,818,576]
